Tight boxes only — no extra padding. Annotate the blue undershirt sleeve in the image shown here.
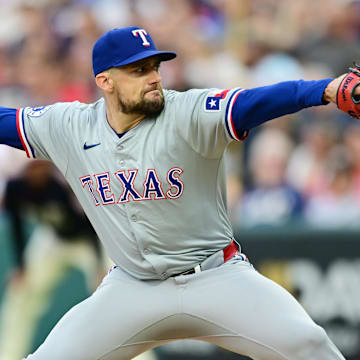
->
[231,79,333,137]
[0,107,23,150]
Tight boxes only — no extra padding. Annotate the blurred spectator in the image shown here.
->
[295,0,360,75]
[233,128,304,228]
[250,53,304,86]
[224,143,244,214]
[0,160,102,360]
[304,146,360,228]
[286,119,338,196]
[0,146,28,204]
[343,122,360,194]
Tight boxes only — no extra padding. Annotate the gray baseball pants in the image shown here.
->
[25,257,345,360]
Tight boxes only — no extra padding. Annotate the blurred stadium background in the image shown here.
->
[0,0,360,359]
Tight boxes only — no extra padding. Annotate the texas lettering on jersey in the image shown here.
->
[80,167,184,206]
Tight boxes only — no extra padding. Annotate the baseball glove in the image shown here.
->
[337,64,360,119]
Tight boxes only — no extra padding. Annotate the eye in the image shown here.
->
[133,62,160,74]
[135,66,145,73]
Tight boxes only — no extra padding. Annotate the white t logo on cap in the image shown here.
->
[132,29,150,47]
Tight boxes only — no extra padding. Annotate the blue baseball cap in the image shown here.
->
[92,26,177,76]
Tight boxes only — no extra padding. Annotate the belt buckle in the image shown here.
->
[180,268,195,276]
[177,264,201,276]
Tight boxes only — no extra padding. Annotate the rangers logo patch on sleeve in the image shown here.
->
[204,89,230,112]
[205,97,221,111]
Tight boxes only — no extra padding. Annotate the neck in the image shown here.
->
[105,97,145,134]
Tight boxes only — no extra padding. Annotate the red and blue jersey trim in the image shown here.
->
[16,108,35,158]
[224,88,248,141]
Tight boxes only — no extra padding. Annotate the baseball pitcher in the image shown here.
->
[0,26,358,360]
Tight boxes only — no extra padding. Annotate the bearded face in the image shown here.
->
[115,83,165,117]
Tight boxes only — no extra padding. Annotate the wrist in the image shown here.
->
[323,75,345,104]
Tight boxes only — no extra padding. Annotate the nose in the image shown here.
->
[149,69,162,84]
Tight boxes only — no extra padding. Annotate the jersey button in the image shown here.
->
[119,160,125,167]
[117,144,123,150]
[130,215,137,222]
[144,248,150,255]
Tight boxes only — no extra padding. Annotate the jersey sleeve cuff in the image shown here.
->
[224,88,249,141]
[16,108,35,158]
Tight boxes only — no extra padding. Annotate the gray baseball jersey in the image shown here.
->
[18,88,246,280]
[19,88,346,360]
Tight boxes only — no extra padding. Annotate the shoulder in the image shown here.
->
[32,99,104,124]
[24,100,93,119]
[57,98,103,117]
[163,88,214,117]
[164,88,210,103]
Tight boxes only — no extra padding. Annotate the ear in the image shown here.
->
[95,72,113,93]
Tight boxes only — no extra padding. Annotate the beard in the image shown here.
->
[116,87,165,117]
